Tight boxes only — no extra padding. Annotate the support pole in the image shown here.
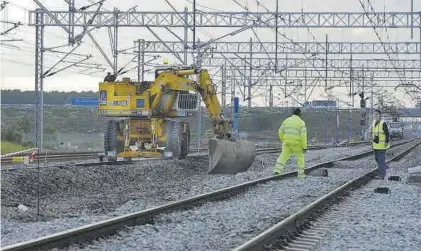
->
[369,84,374,139]
[136,39,145,82]
[269,85,273,107]
[34,8,44,216]
[196,41,202,148]
[285,54,288,99]
[233,97,239,138]
[350,54,354,107]
[275,0,279,72]
[325,34,328,90]
[324,109,328,143]
[221,63,227,113]
[336,98,339,142]
[141,39,145,82]
[136,40,140,81]
[113,8,118,75]
[34,9,44,152]
[362,69,367,141]
[347,110,352,141]
[411,0,414,39]
[248,37,252,107]
[304,70,307,104]
[68,0,75,45]
[193,0,196,50]
[196,96,202,148]
[184,7,188,65]
[232,68,236,124]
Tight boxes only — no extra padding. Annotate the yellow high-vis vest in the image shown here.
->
[372,120,390,150]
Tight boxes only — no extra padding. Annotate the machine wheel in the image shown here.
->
[166,120,190,160]
[179,122,190,158]
[104,121,109,152]
[104,120,118,160]
[172,121,182,159]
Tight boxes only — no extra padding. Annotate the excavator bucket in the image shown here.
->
[208,138,256,174]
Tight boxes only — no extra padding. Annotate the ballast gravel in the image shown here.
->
[67,162,377,251]
[0,141,410,246]
[315,145,421,251]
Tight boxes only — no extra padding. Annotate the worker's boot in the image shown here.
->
[297,169,305,179]
[273,169,282,175]
[273,162,285,175]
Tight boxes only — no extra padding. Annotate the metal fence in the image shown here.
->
[5,105,420,152]
[188,107,369,148]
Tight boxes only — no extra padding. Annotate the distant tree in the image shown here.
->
[1,125,23,144]
[17,117,32,133]
[1,89,98,105]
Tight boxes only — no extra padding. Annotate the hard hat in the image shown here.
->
[163,58,168,64]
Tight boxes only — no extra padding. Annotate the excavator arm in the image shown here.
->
[149,68,256,174]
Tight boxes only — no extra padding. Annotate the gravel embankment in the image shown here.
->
[1,144,374,220]
[0,141,411,246]
[66,160,379,250]
[315,145,421,251]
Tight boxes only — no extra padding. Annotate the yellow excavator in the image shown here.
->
[98,67,256,174]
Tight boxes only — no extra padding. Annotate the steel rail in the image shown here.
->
[0,147,209,169]
[1,141,370,170]
[1,147,207,160]
[232,140,421,251]
[1,153,100,164]
[0,147,209,160]
[255,141,368,154]
[1,151,102,158]
[1,139,413,251]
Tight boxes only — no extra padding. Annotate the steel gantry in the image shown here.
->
[209,66,420,104]
[28,11,421,28]
[215,67,421,81]
[27,2,421,150]
[200,57,421,69]
[130,40,421,55]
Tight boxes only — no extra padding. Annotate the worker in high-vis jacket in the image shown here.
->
[371,109,390,180]
[273,108,308,178]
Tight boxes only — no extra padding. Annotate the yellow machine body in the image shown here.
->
[98,68,256,174]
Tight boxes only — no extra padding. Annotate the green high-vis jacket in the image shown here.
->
[278,115,308,150]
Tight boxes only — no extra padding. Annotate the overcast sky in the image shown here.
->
[0,0,420,107]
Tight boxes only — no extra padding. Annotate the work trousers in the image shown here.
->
[374,149,388,179]
[273,143,305,178]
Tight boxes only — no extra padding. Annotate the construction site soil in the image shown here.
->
[0,142,413,246]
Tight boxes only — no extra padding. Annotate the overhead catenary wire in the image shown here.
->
[357,0,417,103]
[2,1,138,76]
[1,0,416,106]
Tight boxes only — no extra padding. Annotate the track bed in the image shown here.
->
[0,141,409,248]
[1,144,373,221]
[60,142,415,251]
[314,145,421,251]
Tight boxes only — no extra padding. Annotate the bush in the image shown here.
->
[1,126,23,144]
[21,141,34,148]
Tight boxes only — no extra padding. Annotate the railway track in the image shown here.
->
[255,140,366,154]
[0,150,102,158]
[0,152,102,166]
[1,141,369,170]
[232,140,421,251]
[1,139,414,251]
